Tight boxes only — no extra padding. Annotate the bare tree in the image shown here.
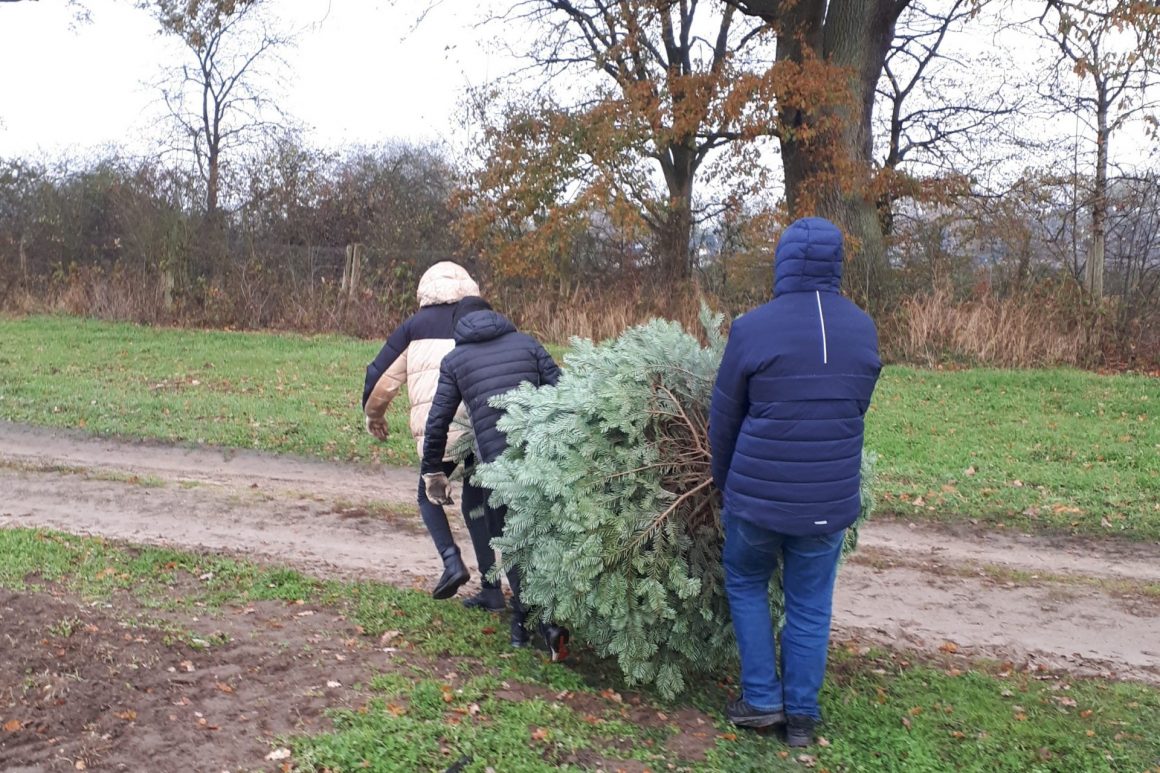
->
[875,0,1030,237]
[141,0,292,219]
[1036,0,1160,299]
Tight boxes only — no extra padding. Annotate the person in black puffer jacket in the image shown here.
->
[421,297,569,659]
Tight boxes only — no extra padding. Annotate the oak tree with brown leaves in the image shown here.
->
[460,0,779,282]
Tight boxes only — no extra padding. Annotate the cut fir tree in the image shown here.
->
[474,309,876,699]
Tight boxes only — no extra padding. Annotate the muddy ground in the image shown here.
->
[0,421,1158,770]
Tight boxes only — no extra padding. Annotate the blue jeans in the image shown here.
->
[723,513,845,719]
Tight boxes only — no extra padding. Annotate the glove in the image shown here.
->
[365,415,389,441]
[423,472,454,505]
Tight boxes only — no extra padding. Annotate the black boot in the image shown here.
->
[538,622,570,662]
[462,584,505,612]
[510,605,530,648]
[432,546,469,600]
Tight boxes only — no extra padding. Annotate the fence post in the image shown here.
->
[341,244,353,293]
[348,243,363,299]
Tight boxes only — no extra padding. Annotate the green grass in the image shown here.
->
[0,314,417,463]
[1,526,1158,772]
[1,315,1157,539]
[867,367,1159,539]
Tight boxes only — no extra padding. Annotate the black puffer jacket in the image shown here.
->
[421,310,560,472]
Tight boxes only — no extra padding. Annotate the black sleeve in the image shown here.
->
[361,318,411,408]
[421,357,463,473]
[535,344,561,387]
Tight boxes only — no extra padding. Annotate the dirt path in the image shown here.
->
[2,421,1158,685]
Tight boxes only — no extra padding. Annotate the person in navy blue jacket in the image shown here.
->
[421,297,570,659]
[709,217,881,747]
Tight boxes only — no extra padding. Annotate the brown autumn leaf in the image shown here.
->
[719,732,738,741]
[901,717,912,730]
[3,719,22,732]
[939,641,959,654]
[216,682,234,694]
[531,727,550,742]
[114,709,137,721]
[1080,709,1093,718]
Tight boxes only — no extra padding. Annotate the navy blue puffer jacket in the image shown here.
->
[422,310,560,472]
[709,217,881,536]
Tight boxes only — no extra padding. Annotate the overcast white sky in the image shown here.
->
[0,0,506,158]
[0,0,1154,177]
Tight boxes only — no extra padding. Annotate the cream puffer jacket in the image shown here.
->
[362,262,479,459]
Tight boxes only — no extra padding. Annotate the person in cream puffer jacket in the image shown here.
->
[362,261,493,603]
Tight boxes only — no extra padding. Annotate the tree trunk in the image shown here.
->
[776,0,899,305]
[740,0,901,304]
[1086,86,1108,300]
[657,145,697,279]
[206,147,220,218]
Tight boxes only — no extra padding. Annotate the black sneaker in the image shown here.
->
[726,698,786,729]
[462,587,505,612]
[785,715,816,747]
[538,622,570,662]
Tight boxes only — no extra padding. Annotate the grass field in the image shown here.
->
[2,315,1157,539]
[3,526,1158,772]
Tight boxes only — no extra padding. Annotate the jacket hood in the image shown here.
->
[417,261,480,307]
[454,309,517,344]
[773,217,844,295]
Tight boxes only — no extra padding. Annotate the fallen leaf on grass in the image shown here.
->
[796,754,817,767]
[379,630,401,645]
[719,732,737,741]
[1080,709,1093,718]
[601,689,623,703]
[816,736,831,747]
[531,727,550,742]
[265,748,292,761]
